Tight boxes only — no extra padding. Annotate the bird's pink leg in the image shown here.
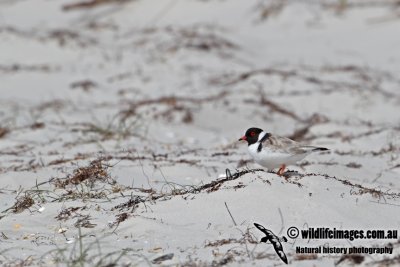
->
[277,164,286,176]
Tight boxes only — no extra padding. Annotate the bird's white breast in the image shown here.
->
[248,142,307,170]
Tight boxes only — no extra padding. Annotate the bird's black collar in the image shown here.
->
[257,132,271,152]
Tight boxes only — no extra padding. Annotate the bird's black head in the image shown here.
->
[260,236,268,243]
[238,127,263,146]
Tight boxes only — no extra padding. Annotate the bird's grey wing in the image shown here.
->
[288,145,328,155]
[266,135,327,155]
[263,135,300,153]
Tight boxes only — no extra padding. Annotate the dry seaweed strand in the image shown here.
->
[12,194,35,213]
[62,0,130,11]
[53,158,114,188]
[335,254,364,265]
[120,91,228,121]
[0,127,10,138]
[55,206,82,221]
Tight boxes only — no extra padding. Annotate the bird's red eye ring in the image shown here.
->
[250,132,256,137]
